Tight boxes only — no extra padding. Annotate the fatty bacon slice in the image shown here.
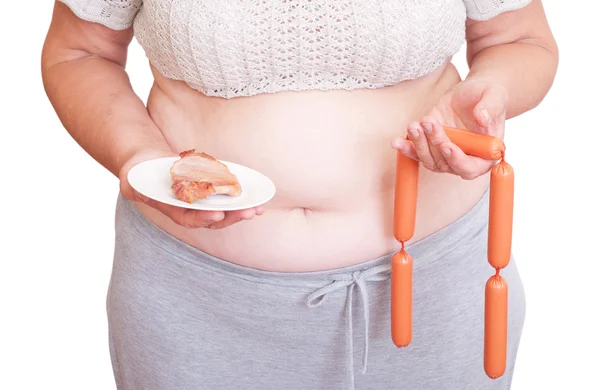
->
[170,150,242,203]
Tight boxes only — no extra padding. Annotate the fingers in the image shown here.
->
[255,205,266,216]
[421,118,452,173]
[152,201,225,228]
[144,195,262,229]
[207,208,259,230]
[438,141,496,180]
[391,137,418,160]
[406,122,437,170]
[166,204,266,229]
[392,117,496,180]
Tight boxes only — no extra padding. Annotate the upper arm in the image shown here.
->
[465,0,558,66]
[42,1,140,70]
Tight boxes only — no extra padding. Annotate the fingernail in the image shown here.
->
[408,128,419,138]
[423,123,433,133]
[480,109,490,124]
[441,147,451,156]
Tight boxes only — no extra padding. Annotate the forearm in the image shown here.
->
[42,55,171,177]
[466,41,558,119]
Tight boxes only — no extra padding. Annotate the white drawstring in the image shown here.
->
[306,264,391,389]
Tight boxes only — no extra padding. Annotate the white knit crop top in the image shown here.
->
[60,0,531,99]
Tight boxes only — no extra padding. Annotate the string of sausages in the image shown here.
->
[392,126,513,379]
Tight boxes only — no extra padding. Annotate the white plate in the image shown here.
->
[127,157,276,211]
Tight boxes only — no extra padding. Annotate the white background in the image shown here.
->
[1,2,598,389]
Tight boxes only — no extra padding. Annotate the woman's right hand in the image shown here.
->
[119,147,265,229]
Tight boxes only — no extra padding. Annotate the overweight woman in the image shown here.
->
[42,1,557,389]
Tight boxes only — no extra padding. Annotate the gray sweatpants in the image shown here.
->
[108,191,526,390]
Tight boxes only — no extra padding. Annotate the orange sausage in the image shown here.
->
[393,150,419,242]
[391,249,413,348]
[484,274,508,379]
[488,161,514,269]
[443,127,505,161]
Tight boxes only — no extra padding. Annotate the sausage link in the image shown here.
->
[393,150,419,242]
[488,161,514,269]
[443,126,505,160]
[391,249,413,347]
[484,274,508,379]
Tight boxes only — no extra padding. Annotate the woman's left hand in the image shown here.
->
[391,78,508,180]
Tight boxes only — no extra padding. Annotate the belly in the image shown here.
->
[135,62,489,271]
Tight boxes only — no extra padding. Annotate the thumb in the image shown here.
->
[473,84,508,129]
[118,148,177,197]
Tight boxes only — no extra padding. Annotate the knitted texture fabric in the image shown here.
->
[59,0,532,99]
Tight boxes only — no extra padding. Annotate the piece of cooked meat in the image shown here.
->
[170,150,242,203]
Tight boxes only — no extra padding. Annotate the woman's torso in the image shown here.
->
[131,0,489,272]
